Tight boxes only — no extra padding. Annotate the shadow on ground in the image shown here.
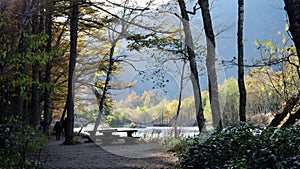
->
[38,137,176,169]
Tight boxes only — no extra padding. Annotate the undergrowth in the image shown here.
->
[175,123,300,169]
[0,125,47,169]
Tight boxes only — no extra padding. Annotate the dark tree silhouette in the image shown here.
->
[43,0,54,135]
[238,0,246,123]
[64,0,79,144]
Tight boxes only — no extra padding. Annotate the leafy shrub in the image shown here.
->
[0,125,47,168]
[176,123,300,169]
[167,137,184,152]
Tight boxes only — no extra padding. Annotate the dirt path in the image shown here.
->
[39,137,177,169]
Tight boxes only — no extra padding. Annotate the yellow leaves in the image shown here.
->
[255,39,260,46]
[264,66,269,72]
[262,40,273,48]
[256,30,294,61]
[95,72,105,78]
[102,43,111,51]
[268,91,273,97]
[261,85,265,92]
[282,35,287,44]
[286,45,296,54]
[285,24,289,31]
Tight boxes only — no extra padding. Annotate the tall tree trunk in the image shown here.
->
[92,43,116,135]
[44,0,53,135]
[65,0,79,144]
[198,0,222,128]
[284,0,300,110]
[238,0,246,123]
[284,0,300,77]
[178,0,205,132]
[14,0,31,124]
[30,0,42,127]
[31,60,41,127]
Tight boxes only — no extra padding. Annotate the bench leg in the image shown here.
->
[124,137,139,145]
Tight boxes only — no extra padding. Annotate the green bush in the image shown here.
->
[176,123,300,169]
[0,125,47,168]
[168,138,184,152]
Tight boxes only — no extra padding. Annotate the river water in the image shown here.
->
[75,124,201,138]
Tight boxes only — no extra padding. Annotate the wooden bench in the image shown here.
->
[116,129,140,144]
[117,129,138,137]
[85,129,120,145]
[84,129,140,145]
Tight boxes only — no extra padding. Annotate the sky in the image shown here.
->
[105,0,288,101]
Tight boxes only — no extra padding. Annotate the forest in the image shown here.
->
[0,0,300,168]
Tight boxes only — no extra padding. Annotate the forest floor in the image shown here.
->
[38,136,177,169]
